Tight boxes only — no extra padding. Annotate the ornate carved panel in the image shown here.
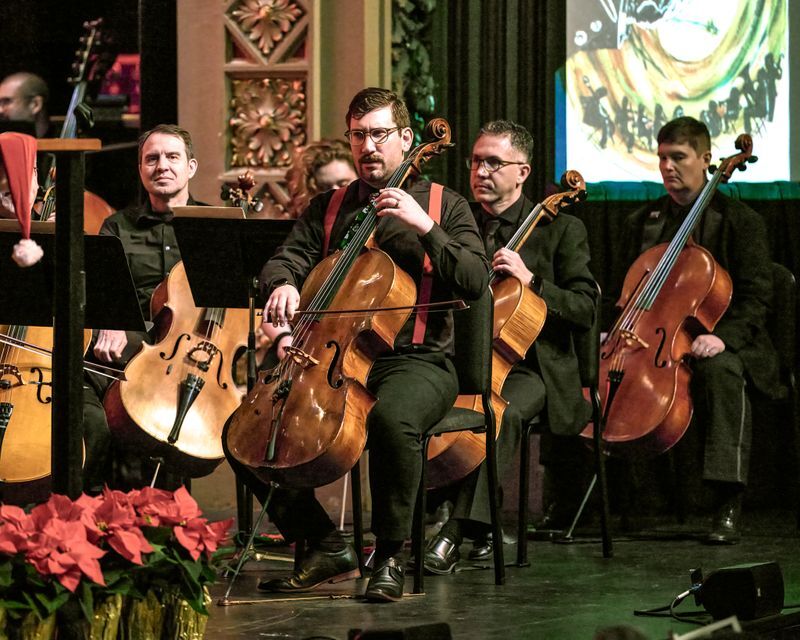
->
[224,0,310,216]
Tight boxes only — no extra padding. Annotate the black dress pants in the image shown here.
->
[224,352,458,543]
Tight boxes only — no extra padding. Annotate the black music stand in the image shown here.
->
[0,222,145,329]
[171,207,294,535]
[0,222,145,495]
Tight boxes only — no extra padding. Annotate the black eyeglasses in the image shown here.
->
[344,126,402,145]
[466,157,528,173]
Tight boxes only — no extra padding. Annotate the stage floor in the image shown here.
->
[203,510,800,639]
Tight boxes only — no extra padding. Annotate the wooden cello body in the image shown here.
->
[0,326,91,502]
[225,119,453,489]
[581,135,756,457]
[425,171,587,488]
[225,249,415,488]
[589,243,731,456]
[104,261,248,477]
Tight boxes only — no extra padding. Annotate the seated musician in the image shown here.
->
[223,87,489,602]
[0,73,51,138]
[605,116,778,544]
[84,124,200,492]
[284,138,357,218]
[424,121,598,573]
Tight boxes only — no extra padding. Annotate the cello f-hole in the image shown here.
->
[31,368,52,404]
[160,334,191,361]
[325,340,343,389]
[654,327,668,368]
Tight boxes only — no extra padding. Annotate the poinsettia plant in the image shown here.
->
[0,486,232,624]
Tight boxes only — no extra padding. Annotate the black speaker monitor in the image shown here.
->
[696,561,784,621]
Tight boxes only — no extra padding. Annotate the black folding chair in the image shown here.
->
[517,283,612,564]
[411,287,504,593]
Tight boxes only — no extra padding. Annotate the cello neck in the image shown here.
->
[488,203,548,284]
[630,169,724,312]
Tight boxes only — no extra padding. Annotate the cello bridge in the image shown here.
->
[284,346,319,369]
[187,341,219,372]
[618,329,649,350]
[0,365,24,389]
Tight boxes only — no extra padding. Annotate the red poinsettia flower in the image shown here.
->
[136,486,202,527]
[173,516,234,561]
[0,504,36,555]
[90,488,153,564]
[26,519,106,592]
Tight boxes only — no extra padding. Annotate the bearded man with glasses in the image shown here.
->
[223,87,489,602]
[423,120,598,574]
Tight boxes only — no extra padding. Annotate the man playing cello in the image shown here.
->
[424,121,597,572]
[223,87,489,602]
[605,117,778,544]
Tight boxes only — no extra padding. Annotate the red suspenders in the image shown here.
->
[322,183,444,345]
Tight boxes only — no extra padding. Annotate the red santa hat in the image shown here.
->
[0,132,43,267]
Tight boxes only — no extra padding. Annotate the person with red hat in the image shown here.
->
[0,131,43,267]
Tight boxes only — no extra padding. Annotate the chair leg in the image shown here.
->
[351,460,364,577]
[485,408,505,585]
[412,437,431,594]
[517,426,532,567]
[592,388,613,558]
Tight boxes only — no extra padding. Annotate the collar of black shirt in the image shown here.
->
[132,196,202,226]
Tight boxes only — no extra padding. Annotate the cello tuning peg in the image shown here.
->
[737,164,747,171]
[748,155,759,164]
[708,164,718,175]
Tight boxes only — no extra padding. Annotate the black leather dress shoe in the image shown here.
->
[364,556,405,602]
[705,495,742,545]
[468,533,493,562]
[423,534,460,574]
[257,545,360,593]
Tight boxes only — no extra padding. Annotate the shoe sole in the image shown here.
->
[364,588,403,602]
[258,568,361,593]
[423,562,457,575]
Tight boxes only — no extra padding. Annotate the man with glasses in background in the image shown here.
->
[424,120,597,573]
[224,87,489,602]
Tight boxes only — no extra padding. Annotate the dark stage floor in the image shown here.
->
[203,510,800,640]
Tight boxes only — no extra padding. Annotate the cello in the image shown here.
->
[581,135,756,457]
[35,18,115,234]
[426,171,588,488]
[224,119,454,489]
[103,261,249,478]
[103,176,260,479]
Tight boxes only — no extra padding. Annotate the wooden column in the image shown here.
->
[38,137,102,498]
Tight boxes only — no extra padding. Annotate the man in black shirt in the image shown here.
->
[83,124,198,491]
[607,117,778,543]
[224,87,489,602]
[424,121,597,572]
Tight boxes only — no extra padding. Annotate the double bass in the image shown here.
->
[426,171,588,488]
[225,119,454,489]
[581,135,756,457]
[35,18,114,234]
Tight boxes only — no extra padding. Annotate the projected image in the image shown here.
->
[565,0,789,181]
